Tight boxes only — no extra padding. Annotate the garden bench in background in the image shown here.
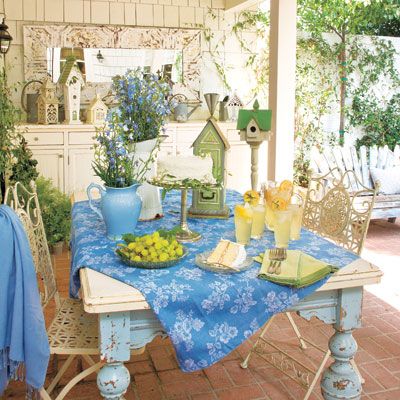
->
[310,144,400,222]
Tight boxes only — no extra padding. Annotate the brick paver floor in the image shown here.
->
[2,219,400,400]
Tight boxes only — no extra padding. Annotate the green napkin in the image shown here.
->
[257,250,338,288]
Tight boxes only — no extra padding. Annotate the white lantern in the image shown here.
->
[37,76,59,124]
[86,94,108,125]
[58,56,85,124]
[227,92,244,122]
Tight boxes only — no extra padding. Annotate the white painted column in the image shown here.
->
[267,0,297,181]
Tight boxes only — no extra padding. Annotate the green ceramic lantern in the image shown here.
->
[188,118,230,219]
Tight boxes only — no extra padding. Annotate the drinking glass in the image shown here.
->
[288,204,303,240]
[251,203,266,239]
[234,205,253,245]
[274,210,292,248]
[264,186,278,231]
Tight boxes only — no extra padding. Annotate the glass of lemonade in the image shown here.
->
[264,185,278,231]
[274,210,292,248]
[234,205,253,245]
[251,203,266,239]
[288,204,303,240]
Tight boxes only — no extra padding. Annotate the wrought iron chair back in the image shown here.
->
[302,168,377,256]
[5,181,60,309]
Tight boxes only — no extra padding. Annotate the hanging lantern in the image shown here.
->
[0,18,12,54]
[37,76,59,125]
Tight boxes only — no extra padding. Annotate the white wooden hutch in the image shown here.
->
[20,122,267,194]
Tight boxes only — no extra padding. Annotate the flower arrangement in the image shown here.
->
[92,69,172,188]
[110,69,172,145]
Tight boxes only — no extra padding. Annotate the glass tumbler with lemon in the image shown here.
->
[244,190,265,239]
[234,204,253,245]
[288,193,304,240]
[270,180,294,248]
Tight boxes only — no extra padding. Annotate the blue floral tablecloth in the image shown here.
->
[70,190,358,372]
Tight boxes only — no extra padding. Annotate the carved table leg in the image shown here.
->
[321,287,363,400]
[98,312,131,399]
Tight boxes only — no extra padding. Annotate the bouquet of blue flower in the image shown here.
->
[110,69,172,145]
[92,69,172,188]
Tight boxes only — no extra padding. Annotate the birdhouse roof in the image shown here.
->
[191,119,231,150]
[237,101,272,131]
[58,56,84,85]
[88,94,107,109]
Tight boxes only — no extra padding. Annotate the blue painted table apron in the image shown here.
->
[70,190,358,372]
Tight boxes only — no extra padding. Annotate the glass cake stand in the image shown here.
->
[148,179,203,243]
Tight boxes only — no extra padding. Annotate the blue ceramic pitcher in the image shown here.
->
[87,183,142,240]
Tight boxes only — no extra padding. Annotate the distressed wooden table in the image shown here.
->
[79,257,382,400]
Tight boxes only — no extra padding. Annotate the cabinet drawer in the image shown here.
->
[24,131,64,146]
[159,145,174,156]
[162,127,175,143]
[68,131,96,145]
[176,128,201,144]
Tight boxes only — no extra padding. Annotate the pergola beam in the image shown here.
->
[224,0,258,12]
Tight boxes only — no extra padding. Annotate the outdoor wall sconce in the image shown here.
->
[0,17,12,54]
[96,50,104,63]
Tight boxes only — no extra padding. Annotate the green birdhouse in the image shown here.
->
[188,119,230,219]
[237,100,272,190]
[237,100,272,143]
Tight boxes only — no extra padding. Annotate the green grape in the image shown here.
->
[154,242,162,250]
[159,253,169,262]
[169,250,176,258]
[128,242,136,250]
[176,247,183,256]
[145,238,153,246]
[141,249,149,257]
[133,255,141,262]
[161,239,169,247]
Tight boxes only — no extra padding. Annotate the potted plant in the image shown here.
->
[110,69,172,220]
[35,177,71,254]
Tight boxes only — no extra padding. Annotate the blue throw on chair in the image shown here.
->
[0,205,50,398]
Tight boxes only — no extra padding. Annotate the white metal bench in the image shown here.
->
[310,144,400,222]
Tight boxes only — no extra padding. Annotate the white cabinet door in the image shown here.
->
[68,147,101,194]
[30,147,65,192]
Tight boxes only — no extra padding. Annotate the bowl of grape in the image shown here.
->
[115,230,188,269]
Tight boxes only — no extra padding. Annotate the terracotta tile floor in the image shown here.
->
[3,219,400,400]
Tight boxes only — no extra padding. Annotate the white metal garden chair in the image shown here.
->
[241,168,377,400]
[5,182,103,400]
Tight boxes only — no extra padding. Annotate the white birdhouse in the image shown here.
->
[86,94,108,125]
[58,56,85,124]
[37,76,59,124]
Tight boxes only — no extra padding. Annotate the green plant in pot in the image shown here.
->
[35,177,71,254]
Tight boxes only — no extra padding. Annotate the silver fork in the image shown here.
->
[268,248,282,274]
[274,248,287,275]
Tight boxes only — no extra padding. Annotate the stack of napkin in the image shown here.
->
[256,250,338,288]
